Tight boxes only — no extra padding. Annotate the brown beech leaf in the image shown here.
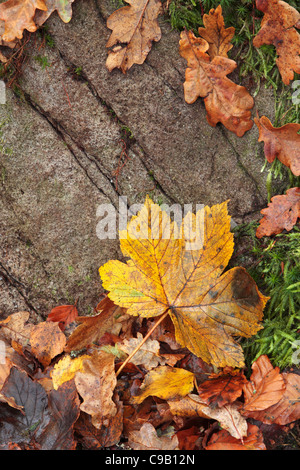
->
[242,372,300,425]
[128,422,179,450]
[47,302,79,331]
[256,187,300,238]
[106,0,162,73]
[197,367,247,407]
[74,351,117,429]
[0,0,47,42]
[179,30,254,137]
[205,423,266,450]
[198,5,235,59]
[168,394,248,440]
[30,321,66,367]
[254,116,300,176]
[34,0,75,26]
[253,0,300,85]
[65,295,129,352]
[241,355,285,414]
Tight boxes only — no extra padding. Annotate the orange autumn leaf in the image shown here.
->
[197,368,248,407]
[0,0,48,42]
[198,5,235,59]
[179,30,254,137]
[47,302,79,331]
[241,355,286,414]
[254,116,300,176]
[253,0,300,85]
[205,423,266,450]
[99,196,268,369]
[30,321,66,367]
[256,187,300,238]
[106,0,162,73]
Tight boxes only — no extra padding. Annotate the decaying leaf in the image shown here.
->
[30,321,66,367]
[241,355,286,413]
[128,422,179,450]
[254,116,300,176]
[197,368,247,407]
[74,351,117,429]
[179,30,254,137]
[118,332,170,370]
[0,0,47,42]
[0,311,33,348]
[205,423,266,450]
[100,196,267,368]
[256,187,300,238]
[168,394,248,440]
[47,302,79,331]
[34,0,75,25]
[133,365,195,404]
[106,0,162,73]
[65,295,129,352]
[51,354,91,390]
[253,0,300,85]
[198,5,235,59]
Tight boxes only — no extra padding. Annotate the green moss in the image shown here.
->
[232,223,300,369]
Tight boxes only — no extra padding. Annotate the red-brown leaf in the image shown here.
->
[47,303,79,331]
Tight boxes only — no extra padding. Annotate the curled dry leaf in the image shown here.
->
[30,321,66,367]
[106,0,162,73]
[205,423,266,450]
[168,393,248,440]
[100,196,267,369]
[197,367,248,407]
[179,30,254,137]
[0,0,47,42]
[254,116,300,176]
[132,365,195,404]
[241,355,286,414]
[198,5,235,59]
[253,0,300,85]
[256,187,300,238]
[128,422,179,450]
[74,351,117,429]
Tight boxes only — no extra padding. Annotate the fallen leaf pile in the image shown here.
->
[1,197,299,450]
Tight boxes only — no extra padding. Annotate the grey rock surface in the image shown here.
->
[0,0,276,318]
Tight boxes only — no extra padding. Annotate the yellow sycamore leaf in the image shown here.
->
[51,354,91,390]
[132,365,195,404]
[99,196,268,368]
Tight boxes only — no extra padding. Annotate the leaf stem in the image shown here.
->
[116,309,169,377]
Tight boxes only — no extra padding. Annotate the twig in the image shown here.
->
[116,310,169,377]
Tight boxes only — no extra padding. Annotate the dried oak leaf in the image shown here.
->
[253,0,300,85]
[179,30,254,137]
[241,355,286,414]
[100,196,268,369]
[30,321,66,367]
[65,295,129,352]
[47,302,79,331]
[197,367,248,407]
[254,116,300,176]
[242,371,300,425]
[256,187,300,238]
[0,0,47,42]
[74,350,117,429]
[128,422,179,450]
[132,365,195,404]
[34,0,75,25]
[106,0,162,73]
[168,394,247,440]
[205,423,266,450]
[198,5,235,59]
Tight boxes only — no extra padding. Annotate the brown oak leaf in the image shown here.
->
[198,4,235,59]
[0,0,48,42]
[256,187,300,238]
[34,0,75,25]
[106,0,162,73]
[253,0,300,85]
[179,30,254,137]
[254,115,300,176]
